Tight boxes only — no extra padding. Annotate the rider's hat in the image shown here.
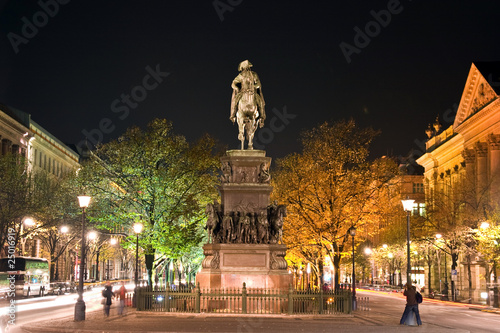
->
[238,60,253,71]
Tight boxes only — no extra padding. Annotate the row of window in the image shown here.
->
[413,183,424,193]
[33,148,71,177]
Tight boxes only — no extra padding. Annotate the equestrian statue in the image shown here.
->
[230,60,266,150]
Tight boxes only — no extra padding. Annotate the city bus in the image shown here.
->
[0,257,50,298]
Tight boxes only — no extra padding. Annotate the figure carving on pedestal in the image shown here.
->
[268,203,287,244]
[221,161,232,183]
[249,213,258,244]
[205,201,221,243]
[257,211,270,244]
[230,60,266,150]
[222,213,233,243]
[258,162,271,183]
[238,212,251,243]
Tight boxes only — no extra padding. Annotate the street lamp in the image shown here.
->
[401,198,415,286]
[348,226,356,310]
[74,195,91,322]
[133,222,143,307]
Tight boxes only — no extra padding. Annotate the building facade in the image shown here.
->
[417,62,500,302]
[0,104,33,159]
[1,104,80,280]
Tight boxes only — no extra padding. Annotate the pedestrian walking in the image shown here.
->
[117,281,127,316]
[102,282,115,317]
[400,283,422,326]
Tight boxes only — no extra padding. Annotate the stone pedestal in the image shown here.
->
[196,149,291,290]
[219,150,272,214]
[196,243,291,290]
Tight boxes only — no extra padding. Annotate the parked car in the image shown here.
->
[47,282,66,295]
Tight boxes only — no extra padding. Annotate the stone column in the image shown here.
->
[475,142,488,201]
[489,134,500,202]
[462,148,476,204]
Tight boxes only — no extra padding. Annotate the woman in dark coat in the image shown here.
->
[102,283,115,317]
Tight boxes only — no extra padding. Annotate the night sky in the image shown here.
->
[1,0,500,161]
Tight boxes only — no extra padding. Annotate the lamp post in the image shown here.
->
[348,226,356,310]
[401,198,415,286]
[74,195,91,322]
[133,223,143,307]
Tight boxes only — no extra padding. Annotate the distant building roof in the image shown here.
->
[0,103,79,157]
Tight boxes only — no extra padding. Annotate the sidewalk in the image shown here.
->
[20,308,476,333]
[18,292,500,333]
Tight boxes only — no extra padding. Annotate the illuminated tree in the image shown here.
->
[272,119,399,290]
[34,172,80,280]
[0,153,79,267]
[0,153,36,256]
[77,119,221,285]
[475,218,500,307]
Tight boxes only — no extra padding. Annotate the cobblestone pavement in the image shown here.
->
[20,309,475,333]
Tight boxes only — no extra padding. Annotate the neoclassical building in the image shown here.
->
[417,62,500,302]
[1,104,80,277]
[0,104,80,176]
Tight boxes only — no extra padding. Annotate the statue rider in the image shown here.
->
[230,60,266,149]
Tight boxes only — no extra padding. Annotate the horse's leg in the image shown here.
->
[248,129,255,150]
[237,114,245,149]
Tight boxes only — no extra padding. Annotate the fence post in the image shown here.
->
[165,285,170,312]
[242,282,247,314]
[136,287,141,311]
[288,284,293,315]
[319,288,323,314]
[346,290,352,314]
[195,283,201,313]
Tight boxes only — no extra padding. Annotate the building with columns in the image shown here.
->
[417,62,500,302]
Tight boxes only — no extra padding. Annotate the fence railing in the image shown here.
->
[136,283,367,315]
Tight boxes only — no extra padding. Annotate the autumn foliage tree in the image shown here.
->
[272,119,399,290]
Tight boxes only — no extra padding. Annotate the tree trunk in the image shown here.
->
[493,260,499,308]
[333,253,341,291]
[95,249,100,281]
[467,254,472,304]
[317,255,324,289]
[427,255,432,296]
[451,248,458,301]
[145,248,155,286]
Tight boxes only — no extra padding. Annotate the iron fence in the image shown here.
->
[136,283,364,315]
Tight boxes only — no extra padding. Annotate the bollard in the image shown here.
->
[242,283,247,314]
